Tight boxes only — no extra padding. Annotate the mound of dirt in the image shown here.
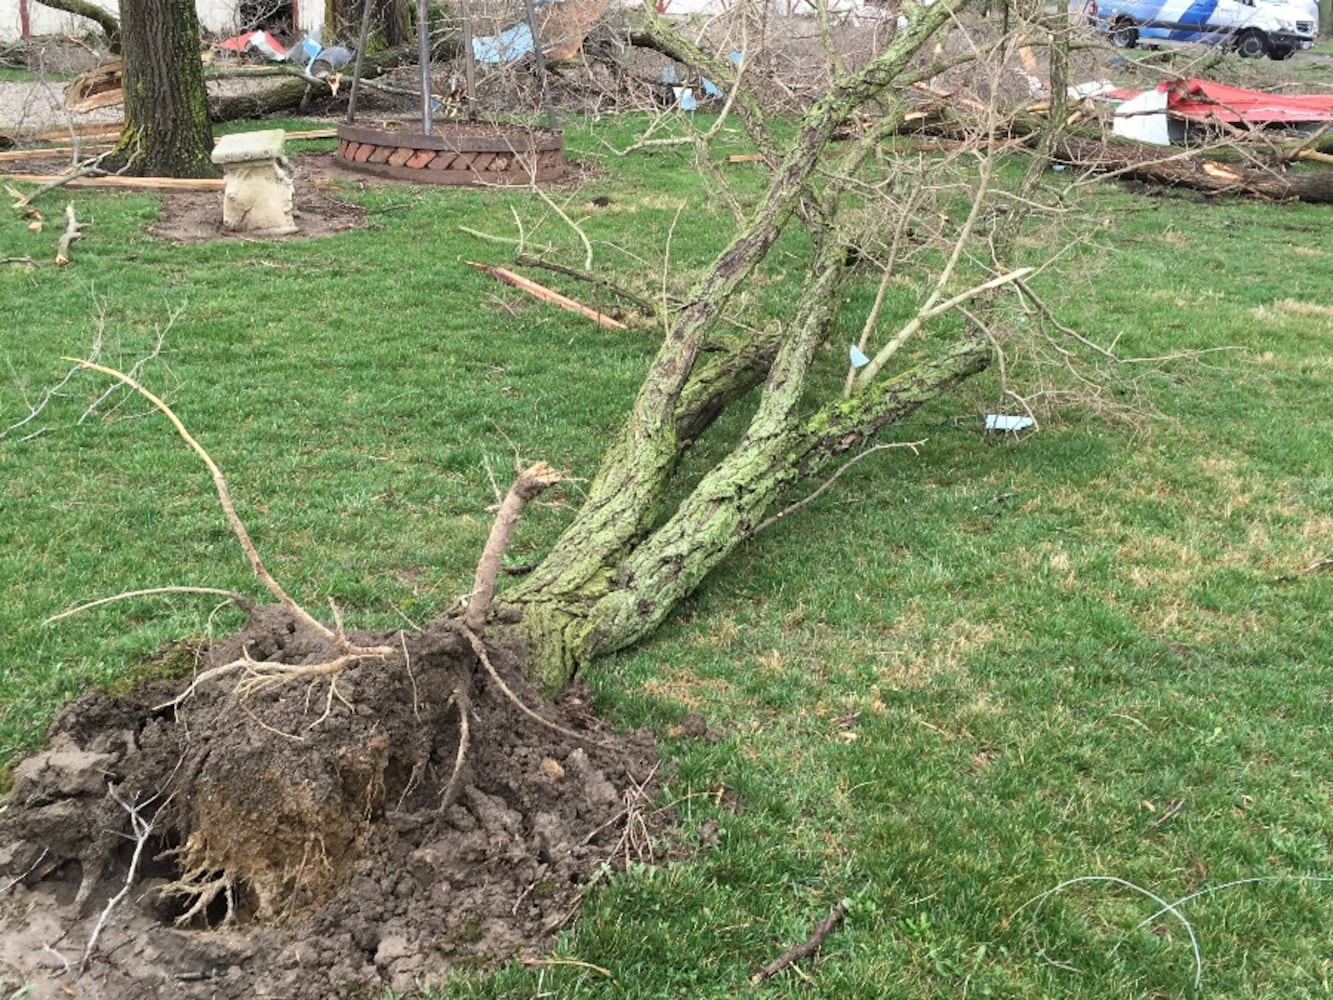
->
[0,606,663,1000]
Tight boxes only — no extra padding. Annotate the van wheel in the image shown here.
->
[1235,29,1268,58]
[1109,18,1138,47]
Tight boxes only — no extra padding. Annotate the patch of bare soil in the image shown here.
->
[0,607,663,999]
[149,153,371,243]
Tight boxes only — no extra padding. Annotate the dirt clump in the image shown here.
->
[0,606,663,1000]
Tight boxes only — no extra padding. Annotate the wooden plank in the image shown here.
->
[0,145,109,163]
[468,262,627,331]
[0,174,225,191]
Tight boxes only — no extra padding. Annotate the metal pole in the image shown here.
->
[417,0,432,133]
[345,0,376,123]
[461,0,477,121]
[520,0,559,133]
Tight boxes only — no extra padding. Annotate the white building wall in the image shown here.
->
[3,1,324,44]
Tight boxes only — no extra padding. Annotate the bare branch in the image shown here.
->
[66,360,337,643]
[464,461,563,633]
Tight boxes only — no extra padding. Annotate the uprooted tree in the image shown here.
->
[0,1,1142,994]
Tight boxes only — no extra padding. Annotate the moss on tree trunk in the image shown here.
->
[109,0,217,178]
[487,0,995,691]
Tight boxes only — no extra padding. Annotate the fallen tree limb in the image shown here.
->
[1056,134,1333,202]
[209,47,409,123]
[751,900,849,983]
[513,253,658,318]
[467,262,629,330]
[31,0,120,52]
[54,203,86,265]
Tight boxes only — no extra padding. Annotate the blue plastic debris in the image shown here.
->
[473,23,534,64]
[674,87,697,111]
[984,414,1035,432]
[700,77,722,98]
[849,345,870,368]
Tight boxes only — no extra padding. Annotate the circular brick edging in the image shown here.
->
[335,123,572,186]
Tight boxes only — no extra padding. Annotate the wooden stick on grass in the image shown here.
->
[751,900,849,983]
[468,261,627,331]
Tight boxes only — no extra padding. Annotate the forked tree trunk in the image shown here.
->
[110,0,216,178]
[493,0,991,691]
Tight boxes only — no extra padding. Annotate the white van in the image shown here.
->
[1084,0,1317,59]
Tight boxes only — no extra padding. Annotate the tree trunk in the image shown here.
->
[490,0,990,691]
[110,0,216,178]
[327,0,412,48]
[31,0,121,53]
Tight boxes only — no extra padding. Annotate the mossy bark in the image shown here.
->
[494,0,990,691]
[109,0,216,178]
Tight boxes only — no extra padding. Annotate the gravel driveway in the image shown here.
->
[0,80,124,136]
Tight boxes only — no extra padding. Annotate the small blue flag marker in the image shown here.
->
[849,345,870,369]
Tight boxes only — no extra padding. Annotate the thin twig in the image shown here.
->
[1,847,51,895]
[78,313,173,424]
[751,900,849,983]
[45,586,253,625]
[520,956,613,977]
[2,314,107,441]
[81,784,168,972]
[749,441,925,538]
[1275,557,1331,582]
[65,360,337,643]
[514,254,658,317]
[530,185,595,272]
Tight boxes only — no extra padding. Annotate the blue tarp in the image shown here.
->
[473,23,534,64]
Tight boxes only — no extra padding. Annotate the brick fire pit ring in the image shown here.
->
[335,122,571,186]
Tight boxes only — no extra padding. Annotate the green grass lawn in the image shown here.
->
[1,117,1329,999]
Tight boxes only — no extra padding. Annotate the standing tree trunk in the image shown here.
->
[109,0,217,178]
[327,0,412,48]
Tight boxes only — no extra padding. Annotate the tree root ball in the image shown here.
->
[0,606,663,998]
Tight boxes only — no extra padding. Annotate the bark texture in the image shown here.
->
[111,0,216,177]
[492,0,996,690]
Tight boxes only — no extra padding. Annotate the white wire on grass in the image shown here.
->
[1113,874,1333,953]
[1023,875,1204,989]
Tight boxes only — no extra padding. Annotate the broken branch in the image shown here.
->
[55,203,87,265]
[464,461,563,633]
